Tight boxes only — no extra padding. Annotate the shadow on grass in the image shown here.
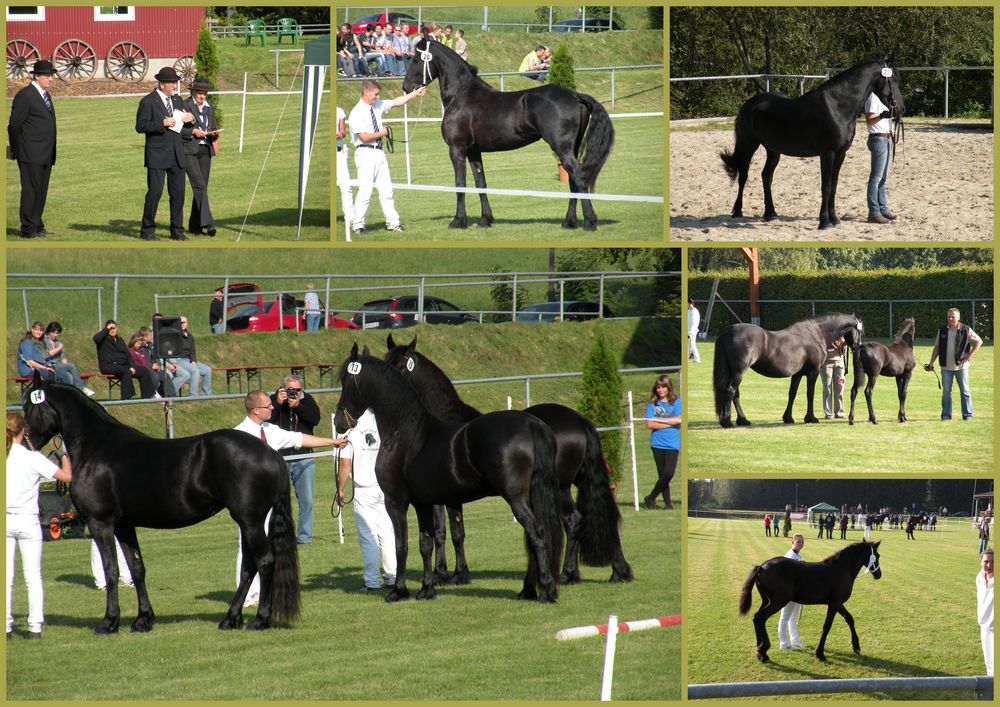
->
[754,647,958,679]
[55,208,330,240]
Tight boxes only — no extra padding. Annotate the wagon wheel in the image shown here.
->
[52,38,97,81]
[106,40,148,82]
[174,55,196,83]
[6,39,40,81]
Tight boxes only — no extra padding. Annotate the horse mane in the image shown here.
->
[386,342,482,424]
[820,541,872,564]
[48,381,133,431]
[816,58,886,91]
[807,312,858,328]
[416,38,490,91]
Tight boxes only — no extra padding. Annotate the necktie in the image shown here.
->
[164,96,172,115]
[41,91,52,113]
[370,106,380,147]
[259,426,267,444]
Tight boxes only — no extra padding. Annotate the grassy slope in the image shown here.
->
[686,340,993,474]
[687,517,986,700]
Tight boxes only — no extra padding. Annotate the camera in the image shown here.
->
[283,388,299,400]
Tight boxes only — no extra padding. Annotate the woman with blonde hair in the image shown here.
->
[643,374,680,510]
[6,413,71,639]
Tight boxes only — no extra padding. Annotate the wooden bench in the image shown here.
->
[212,364,341,394]
[9,373,117,397]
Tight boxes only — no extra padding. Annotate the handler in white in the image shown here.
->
[348,79,426,234]
[337,408,396,593]
[778,533,806,650]
[6,412,72,639]
[336,106,355,233]
[977,548,994,676]
[234,390,346,607]
[687,299,701,363]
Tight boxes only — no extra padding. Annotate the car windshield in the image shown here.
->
[357,300,392,313]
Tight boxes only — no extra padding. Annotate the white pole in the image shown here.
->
[274,50,279,88]
[600,614,618,701]
[404,103,412,184]
[506,395,513,410]
[239,72,248,153]
[627,390,639,512]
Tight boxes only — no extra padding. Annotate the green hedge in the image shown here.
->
[690,266,993,340]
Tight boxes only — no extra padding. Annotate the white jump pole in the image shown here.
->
[239,72,248,153]
[600,615,618,701]
[627,390,639,511]
[506,395,513,410]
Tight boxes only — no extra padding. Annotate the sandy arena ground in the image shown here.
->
[669,125,993,241]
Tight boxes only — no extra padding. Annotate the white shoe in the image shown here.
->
[243,595,259,609]
[82,387,96,397]
[153,392,162,399]
[792,640,806,649]
[119,579,134,588]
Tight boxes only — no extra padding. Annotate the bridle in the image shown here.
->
[878,65,905,148]
[861,546,881,575]
[418,44,434,87]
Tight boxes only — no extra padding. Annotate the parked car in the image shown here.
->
[515,301,614,323]
[215,283,358,333]
[351,295,478,329]
[350,12,420,34]
[552,18,622,32]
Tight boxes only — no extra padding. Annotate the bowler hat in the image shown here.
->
[153,66,182,83]
[190,77,212,93]
[31,60,55,76]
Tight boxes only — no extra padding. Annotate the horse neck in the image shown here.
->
[818,62,880,114]
[410,361,481,425]
[816,315,857,342]
[433,53,488,105]
[356,364,434,442]
[53,390,130,460]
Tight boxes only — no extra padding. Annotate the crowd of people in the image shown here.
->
[337,21,467,78]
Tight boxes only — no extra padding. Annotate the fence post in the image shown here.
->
[944,67,950,119]
[98,287,103,329]
[239,72,248,153]
[274,50,279,88]
[599,273,606,318]
[627,390,639,512]
[888,301,893,338]
[113,276,120,321]
[524,377,530,407]
[21,290,29,331]
[611,68,616,108]
[511,274,518,322]
[481,6,488,31]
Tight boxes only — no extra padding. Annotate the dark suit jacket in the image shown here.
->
[7,83,56,165]
[181,98,219,157]
[135,89,186,169]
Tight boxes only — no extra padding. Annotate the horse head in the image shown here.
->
[22,371,64,450]
[861,540,882,579]
[334,342,374,435]
[876,56,905,118]
[842,315,864,351]
[383,333,418,375]
[402,38,437,91]
[895,317,916,346]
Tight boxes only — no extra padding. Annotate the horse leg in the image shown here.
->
[752,600,783,663]
[760,149,781,221]
[733,385,752,426]
[384,496,412,603]
[219,523,265,630]
[245,523,277,631]
[897,371,912,422]
[114,526,154,633]
[562,155,599,231]
[89,521,122,635]
[467,148,494,228]
[838,604,862,655]
[432,505,450,583]
[865,372,880,424]
[817,152,835,230]
[814,603,839,662]
[783,374,804,424]
[448,145,469,229]
[414,504,437,600]
[803,370,820,423]
[510,498,558,604]
[558,488,583,585]
[447,505,471,585]
[849,371,862,425]
[827,149,847,226]
[729,141,758,218]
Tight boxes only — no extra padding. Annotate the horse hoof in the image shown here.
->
[736,418,752,427]
[448,219,468,229]
[129,618,153,633]
[94,623,119,636]
[762,214,777,222]
[804,416,819,424]
[416,587,437,600]
[451,571,471,586]
[818,221,836,230]
[561,221,578,230]
[536,591,558,604]
[782,417,795,425]
[385,588,410,603]
[815,653,827,662]
[218,617,242,631]
[517,588,538,601]
[756,652,769,664]
[583,221,597,232]
[559,571,582,585]
[848,418,855,426]
[853,646,862,655]
[871,419,879,425]
[246,617,271,631]
[476,219,493,228]
[720,418,734,429]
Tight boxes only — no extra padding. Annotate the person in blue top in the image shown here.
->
[16,322,56,381]
[643,374,680,510]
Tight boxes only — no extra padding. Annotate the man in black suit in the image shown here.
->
[181,76,220,236]
[135,66,194,240]
[7,60,57,238]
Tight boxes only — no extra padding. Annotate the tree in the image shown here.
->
[193,23,223,126]
[579,330,623,483]
[547,42,576,91]
[488,265,525,322]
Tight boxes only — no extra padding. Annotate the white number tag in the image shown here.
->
[881,68,893,78]
[406,358,415,372]
[29,390,45,405]
[347,361,363,375]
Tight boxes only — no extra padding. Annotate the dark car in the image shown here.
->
[351,295,478,329]
[350,12,420,34]
[216,283,359,333]
[552,18,622,33]
[515,301,615,323]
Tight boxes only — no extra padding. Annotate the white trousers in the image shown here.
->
[90,539,133,589]
[353,485,396,589]
[6,513,44,633]
[236,509,272,605]
[353,147,399,230]
[688,329,701,362]
[777,601,803,648]
[983,625,994,676]
[336,146,355,226]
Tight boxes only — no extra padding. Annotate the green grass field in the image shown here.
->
[686,340,994,474]
[687,516,988,700]
[5,95,330,242]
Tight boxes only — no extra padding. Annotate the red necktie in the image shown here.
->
[259,426,267,444]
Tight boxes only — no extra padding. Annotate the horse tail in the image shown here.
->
[575,421,624,568]
[268,463,301,623]
[719,108,749,182]
[713,331,732,421]
[578,94,615,191]
[527,422,564,593]
[738,565,762,615]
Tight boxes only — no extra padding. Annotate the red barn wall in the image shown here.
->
[6,6,205,58]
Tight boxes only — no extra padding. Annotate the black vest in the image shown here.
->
[936,324,972,367]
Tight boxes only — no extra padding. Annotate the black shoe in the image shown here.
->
[663,500,674,510]
[643,495,657,510]
[20,230,44,239]
[359,585,383,594]
[6,632,11,640]
[139,233,159,241]
[170,233,188,241]
[25,632,41,640]
[207,228,217,237]
[188,228,204,235]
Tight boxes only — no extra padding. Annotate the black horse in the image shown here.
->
[383,335,633,586]
[720,58,904,229]
[905,513,928,540]
[333,344,564,603]
[713,313,864,427]
[401,39,615,231]
[849,317,916,425]
[738,540,882,663]
[21,374,298,634]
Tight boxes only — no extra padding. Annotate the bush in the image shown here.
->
[193,23,223,126]
[547,42,576,91]
[579,329,624,483]
[486,266,526,323]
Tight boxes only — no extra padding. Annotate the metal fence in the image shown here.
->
[338,6,634,33]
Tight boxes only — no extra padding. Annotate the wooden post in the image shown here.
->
[739,247,760,325]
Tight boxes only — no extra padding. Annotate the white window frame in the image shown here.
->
[93,6,135,22]
[6,7,46,22]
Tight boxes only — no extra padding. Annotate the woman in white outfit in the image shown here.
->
[777,533,806,650]
[6,412,71,639]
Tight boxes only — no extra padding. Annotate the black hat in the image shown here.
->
[31,60,55,76]
[190,77,211,93]
[153,66,182,83]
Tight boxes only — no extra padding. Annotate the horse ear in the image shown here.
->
[31,370,43,387]
[386,333,396,351]
[350,342,359,358]
[361,344,371,358]
[407,335,417,352]
[873,540,881,549]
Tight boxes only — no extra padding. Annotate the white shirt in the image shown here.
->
[784,548,803,562]
[31,80,49,102]
[6,443,59,514]
[336,106,346,150]
[865,92,891,134]
[349,98,392,148]
[304,291,320,313]
[234,416,303,451]
[339,409,380,487]
[978,571,994,630]
[688,306,701,335]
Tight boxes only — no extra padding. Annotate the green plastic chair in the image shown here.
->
[276,17,300,45]
[244,19,267,47]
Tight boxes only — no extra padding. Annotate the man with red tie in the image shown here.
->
[7,60,57,238]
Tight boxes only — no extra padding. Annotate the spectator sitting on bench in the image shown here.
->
[519,45,550,82]
[129,331,162,399]
[93,320,155,400]
[43,321,96,397]
[17,321,57,383]
[140,325,175,397]
[174,315,212,396]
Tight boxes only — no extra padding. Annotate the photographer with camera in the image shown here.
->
[270,375,321,545]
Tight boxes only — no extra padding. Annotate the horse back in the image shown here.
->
[523,403,588,488]
[739,91,855,157]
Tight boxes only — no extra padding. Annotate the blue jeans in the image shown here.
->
[52,362,85,389]
[211,323,225,334]
[288,458,315,543]
[174,357,211,396]
[866,136,891,218]
[941,367,973,420]
[305,312,322,332]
